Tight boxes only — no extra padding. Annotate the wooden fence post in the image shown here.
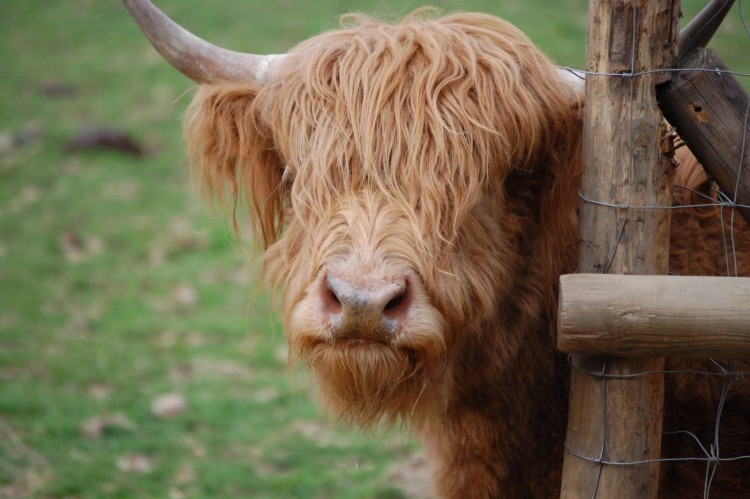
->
[559,0,679,497]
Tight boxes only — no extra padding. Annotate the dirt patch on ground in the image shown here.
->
[384,449,433,499]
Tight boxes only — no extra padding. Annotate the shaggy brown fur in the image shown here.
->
[660,148,750,498]
[183,12,750,498]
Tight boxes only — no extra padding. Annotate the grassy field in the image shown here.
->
[1,1,748,498]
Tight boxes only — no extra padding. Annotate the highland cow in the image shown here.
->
[123,1,750,497]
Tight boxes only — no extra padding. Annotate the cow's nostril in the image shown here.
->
[384,294,404,311]
[382,281,410,321]
[322,275,343,315]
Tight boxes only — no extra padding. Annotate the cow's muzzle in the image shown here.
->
[320,272,412,342]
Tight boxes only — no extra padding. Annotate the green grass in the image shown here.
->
[1,1,748,498]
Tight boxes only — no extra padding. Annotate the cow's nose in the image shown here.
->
[321,273,411,340]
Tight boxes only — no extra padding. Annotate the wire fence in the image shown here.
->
[568,357,750,498]
[560,1,750,497]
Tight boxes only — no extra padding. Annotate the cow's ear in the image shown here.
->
[184,84,285,248]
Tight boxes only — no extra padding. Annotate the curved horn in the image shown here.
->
[678,0,736,58]
[122,0,282,84]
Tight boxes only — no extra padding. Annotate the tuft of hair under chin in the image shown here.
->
[296,341,446,429]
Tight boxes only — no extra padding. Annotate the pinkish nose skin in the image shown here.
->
[321,273,411,341]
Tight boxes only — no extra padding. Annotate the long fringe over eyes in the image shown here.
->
[265,12,579,247]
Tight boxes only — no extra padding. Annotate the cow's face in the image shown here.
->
[185,13,580,426]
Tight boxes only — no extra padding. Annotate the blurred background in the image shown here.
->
[1,1,747,497]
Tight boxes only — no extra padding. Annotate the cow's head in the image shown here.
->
[124,0,583,427]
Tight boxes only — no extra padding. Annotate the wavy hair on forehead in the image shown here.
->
[255,11,579,238]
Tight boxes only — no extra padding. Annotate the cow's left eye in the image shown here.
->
[281,164,294,186]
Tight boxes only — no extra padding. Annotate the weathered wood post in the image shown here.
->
[559,0,679,496]
[658,48,750,224]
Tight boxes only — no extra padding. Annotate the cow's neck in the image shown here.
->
[420,248,570,498]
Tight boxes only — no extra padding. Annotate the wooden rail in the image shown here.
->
[558,274,750,359]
